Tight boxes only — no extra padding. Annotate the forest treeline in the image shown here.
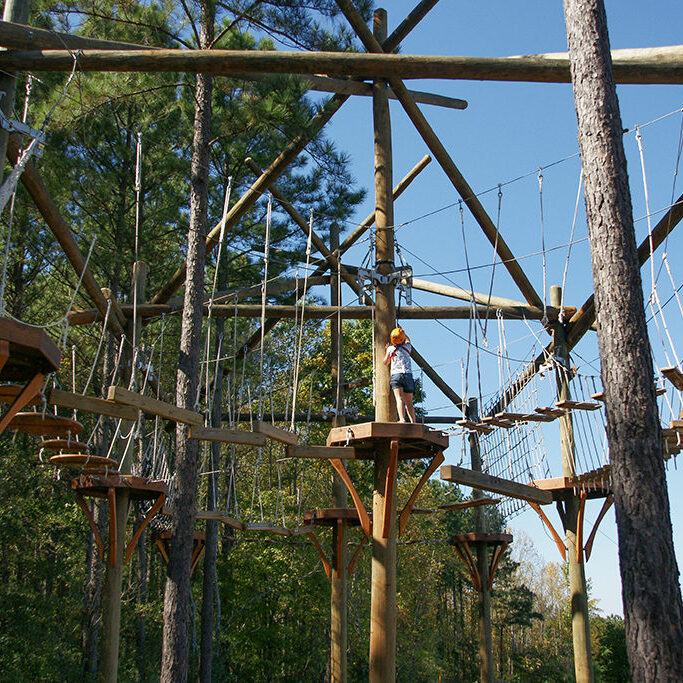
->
[0,1,627,680]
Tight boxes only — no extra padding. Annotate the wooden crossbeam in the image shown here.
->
[48,388,139,421]
[107,386,203,426]
[254,420,298,446]
[286,445,356,459]
[5,45,683,84]
[440,464,553,505]
[189,425,266,446]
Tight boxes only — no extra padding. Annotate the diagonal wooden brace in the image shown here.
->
[576,490,587,564]
[453,539,481,591]
[381,440,399,539]
[191,536,206,574]
[0,339,8,374]
[529,500,567,561]
[584,493,613,561]
[124,492,167,563]
[329,458,371,537]
[0,372,44,436]
[74,491,105,561]
[488,540,510,590]
[308,531,331,579]
[399,450,444,535]
[347,533,369,578]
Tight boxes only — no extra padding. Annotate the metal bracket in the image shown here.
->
[322,406,357,420]
[0,103,45,158]
[356,264,413,304]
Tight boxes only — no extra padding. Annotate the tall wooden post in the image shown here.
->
[0,0,31,185]
[330,221,348,683]
[550,285,593,682]
[369,9,397,682]
[100,261,147,682]
[467,398,494,683]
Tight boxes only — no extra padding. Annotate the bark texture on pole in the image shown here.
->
[160,3,213,680]
[563,1,683,680]
[369,10,397,682]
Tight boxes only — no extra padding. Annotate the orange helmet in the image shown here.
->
[390,327,406,345]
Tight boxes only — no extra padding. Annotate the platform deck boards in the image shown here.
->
[0,317,60,381]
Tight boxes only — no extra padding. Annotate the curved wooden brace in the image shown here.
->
[528,500,566,561]
[0,371,43,437]
[190,537,206,574]
[488,541,510,590]
[155,538,170,565]
[576,490,587,564]
[382,440,399,539]
[399,450,445,535]
[308,531,331,579]
[347,533,368,577]
[584,493,613,561]
[124,492,167,563]
[329,458,371,537]
[452,539,481,591]
[74,491,104,560]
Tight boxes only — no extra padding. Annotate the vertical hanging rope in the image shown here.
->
[537,168,548,326]
[258,194,272,420]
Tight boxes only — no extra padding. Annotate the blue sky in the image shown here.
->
[316,1,683,616]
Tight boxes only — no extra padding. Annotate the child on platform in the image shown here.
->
[383,326,416,423]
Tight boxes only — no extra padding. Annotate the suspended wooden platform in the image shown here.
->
[303,508,368,578]
[155,531,206,575]
[449,533,513,591]
[661,366,683,391]
[530,464,611,501]
[440,464,553,505]
[50,453,118,474]
[10,412,83,437]
[0,318,60,437]
[71,474,167,566]
[41,438,88,452]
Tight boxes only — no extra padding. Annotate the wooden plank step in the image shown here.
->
[439,497,500,511]
[286,445,356,459]
[193,509,245,530]
[536,406,566,418]
[107,385,203,425]
[49,388,139,421]
[555,400,601,411]
[494,412,529,422]
[440,464,553,505]
[243,522,293,536]
[523,413,556,422]
[456,419,493,433]
[481,417,515,429]
[593,386,666,402]
[254,420,298,445]
[189,425,266,446]
[661,366,683,391]
[290,524,316,536]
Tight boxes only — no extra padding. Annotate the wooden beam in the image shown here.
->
[107,386,203,426]
[5,45,683,84]
[286,445,356,459]
[409,345,463,410]
[440,464,553,504]
[254,419,298,445]
[6,135,125,336]
[69,302,567,325]
[188,425,266,446]
[334,0,543,309]
[48,388,139,421]
[151,93,348,305]
[383,0,440,52]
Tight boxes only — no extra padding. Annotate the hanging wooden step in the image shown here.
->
[481,416,515,429]
[661,366,683,391]
[49,453,118,473]
[523,413,556,422]
[494,412,529,423]
[107,386,202,426]
[456,419,493,433]
[48,388,139,421]
[253,420,298,445]
[41,438,89,452]
[535,406,566,418]
[0,384,42,406]
[189,425,266,446]
[555,400,601,411]
[592,386,666,402]
[10,412,83,437]
[439,497,500,511]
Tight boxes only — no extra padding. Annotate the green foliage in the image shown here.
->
[593,615,629,682]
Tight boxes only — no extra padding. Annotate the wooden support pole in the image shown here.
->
[369,11,396,681]
[151,92,348,305]
[5,45,683,84]
[6,135,125,336]
[467,399,494,683]
[551,285,594,683]
[0,0,31,186]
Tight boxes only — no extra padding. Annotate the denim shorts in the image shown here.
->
[391,373,414,393]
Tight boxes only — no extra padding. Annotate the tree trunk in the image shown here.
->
[563,1,683,680]
[160,2,214,680]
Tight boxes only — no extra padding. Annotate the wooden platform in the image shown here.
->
[41,438,88,452]
[530,465,611,501]
[0,317,60,382]
[326,421,448,459]
[303,508,363,527]
[10,412,83,437]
